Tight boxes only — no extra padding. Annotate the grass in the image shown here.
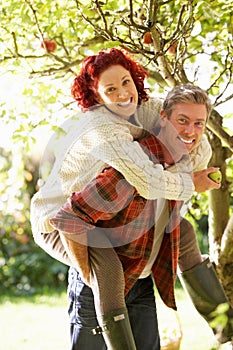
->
[157,288,231,350]
[0,289,70,350]
[0,287,231,350]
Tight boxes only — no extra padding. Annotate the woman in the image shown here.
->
[31,49,219,349]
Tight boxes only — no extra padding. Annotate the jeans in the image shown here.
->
[68,267,160,350]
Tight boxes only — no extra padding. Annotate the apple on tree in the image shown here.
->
[168,41,178,55]
[41,39,57,53]
[143,32,153,45]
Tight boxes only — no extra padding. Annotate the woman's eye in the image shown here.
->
[123,79,130,85]
[106,87,115,93]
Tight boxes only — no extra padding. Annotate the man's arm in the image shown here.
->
[189,134,221,192]
[193,167,221,192]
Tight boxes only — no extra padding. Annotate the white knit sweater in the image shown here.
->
[30,97,211,240]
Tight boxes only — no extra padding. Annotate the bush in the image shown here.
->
[0,210,68,295]
[0,148,68,295]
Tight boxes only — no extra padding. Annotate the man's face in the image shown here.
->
[159,102,208,163]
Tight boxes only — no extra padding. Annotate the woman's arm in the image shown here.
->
[64,120,194,202]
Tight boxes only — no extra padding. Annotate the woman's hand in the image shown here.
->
[193,167,221,192]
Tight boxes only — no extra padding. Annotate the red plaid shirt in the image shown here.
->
[51,135,182,309]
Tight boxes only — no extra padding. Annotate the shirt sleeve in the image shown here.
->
[50,167,134,234]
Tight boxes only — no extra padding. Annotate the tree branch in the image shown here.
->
[29,58,83,76]
[11,32,19,56]
[208,53,233,98]
[128,0,147,30]
[24,0,45,43]
[213,51,233,106]
[94,0,110,34]
[150,26,178,87]
[215,92,233,108]
[207,110,233,153]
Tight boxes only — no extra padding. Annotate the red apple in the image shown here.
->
[168,41,178,55]
[41,39,57,53]
[143,32,153,45]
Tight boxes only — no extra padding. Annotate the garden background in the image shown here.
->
[0,1,233,349]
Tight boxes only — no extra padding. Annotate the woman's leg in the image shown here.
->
[88,244,126,315]
[61,230,126,316]
[88,234,136,350]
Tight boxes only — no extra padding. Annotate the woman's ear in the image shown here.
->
[95,93,104,104]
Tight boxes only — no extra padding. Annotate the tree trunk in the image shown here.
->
[218,213,233,305]
[208,131,233,303]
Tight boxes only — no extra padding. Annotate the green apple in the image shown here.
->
[208,170,222,184]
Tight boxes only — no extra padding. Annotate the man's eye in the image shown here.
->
[178,118,186,124]
[196,122,205,128]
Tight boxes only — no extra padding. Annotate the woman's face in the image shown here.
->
[96,65,138,120]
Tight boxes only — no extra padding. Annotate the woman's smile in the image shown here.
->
[117,98,132,107]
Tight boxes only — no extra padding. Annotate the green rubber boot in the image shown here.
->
[92,308,137,350]
[179,257,233,343]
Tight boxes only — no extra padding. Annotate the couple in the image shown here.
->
[31,48,232,349]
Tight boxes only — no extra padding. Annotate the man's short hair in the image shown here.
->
[163,84,212,117]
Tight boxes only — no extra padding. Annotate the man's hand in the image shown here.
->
[193,167,221,192]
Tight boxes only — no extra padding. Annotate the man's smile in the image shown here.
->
[178,136,195,144]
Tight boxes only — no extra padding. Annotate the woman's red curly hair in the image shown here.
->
[71,48,149,111]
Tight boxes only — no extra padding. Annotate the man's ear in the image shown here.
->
[160,110,167,127]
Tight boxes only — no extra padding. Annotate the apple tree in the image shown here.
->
[1,0,233,299]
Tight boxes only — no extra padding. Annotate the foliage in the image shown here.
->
[0,148,68,295]
[1,1,233,86]
[1,0,233,141]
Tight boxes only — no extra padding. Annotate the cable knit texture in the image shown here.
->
[31,98,211,243]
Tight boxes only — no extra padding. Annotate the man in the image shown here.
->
[49,85,232,349]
